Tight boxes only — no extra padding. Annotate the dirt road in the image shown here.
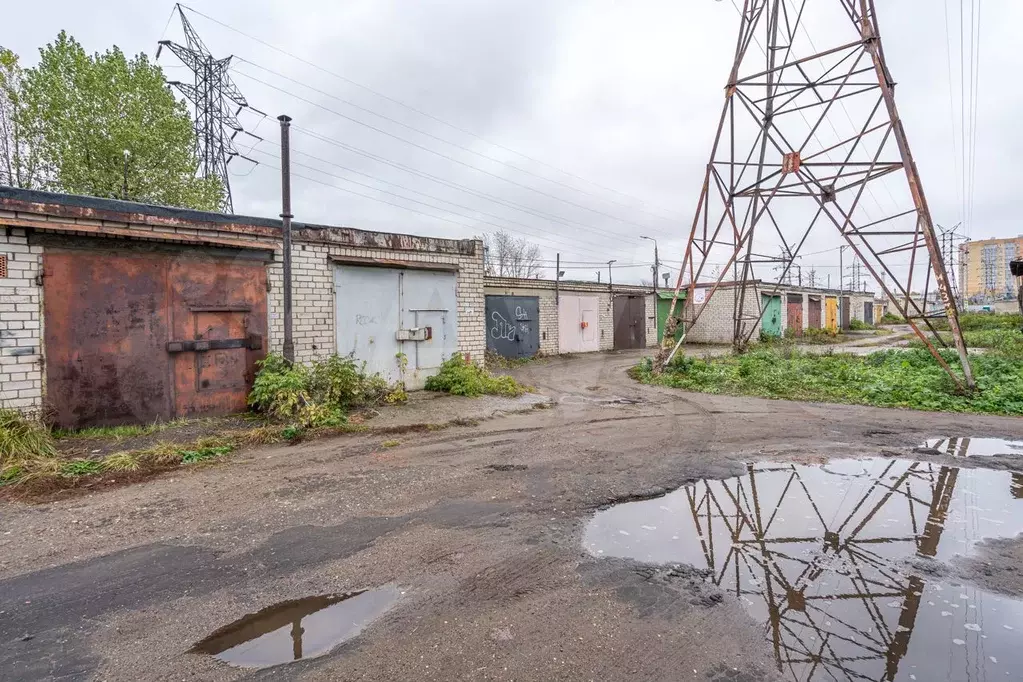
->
[3,350,1022,681]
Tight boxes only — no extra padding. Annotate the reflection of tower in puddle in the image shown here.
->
[687,460,959,681]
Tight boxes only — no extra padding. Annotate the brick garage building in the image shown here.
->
[0,188,484,427]
[482,277,658,356]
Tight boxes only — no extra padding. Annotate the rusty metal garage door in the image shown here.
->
[43,246,268,429]
[786,294,804,336]
[613,295,646,350]
[485,295,539,359]
[807,296,822,329]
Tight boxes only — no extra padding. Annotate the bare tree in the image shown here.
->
[483,230,542,278]
[0,47,44,189]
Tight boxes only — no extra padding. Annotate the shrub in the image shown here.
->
[848,319,874,331]
[248,353,396,427]
[880,312,905,324]
[425,355,527,397]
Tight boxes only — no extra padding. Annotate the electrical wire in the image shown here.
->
[177,3,684,221]
[231,68,677,242]
[246,148,630,262]
[943,0,963,228]
[280,124,662,246]
[252,146,640,260]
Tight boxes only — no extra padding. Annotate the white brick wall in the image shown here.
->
[685,285,762,344]
[267,238,487,366]
[0,229,44,412]
[644,293,658,348]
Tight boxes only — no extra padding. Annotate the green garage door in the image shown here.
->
[761,295,782,337]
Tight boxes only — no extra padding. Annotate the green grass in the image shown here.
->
[634,344,1023,415]
[908,328,1023,360]
[1,434,239,489]
[425,355,529,397]
[52,418,189,441]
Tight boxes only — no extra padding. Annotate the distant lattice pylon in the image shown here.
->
[661,0,975,391]
[157,4,263,212]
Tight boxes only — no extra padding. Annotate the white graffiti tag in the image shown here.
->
[515,306,528,320]
[490,311,517,341]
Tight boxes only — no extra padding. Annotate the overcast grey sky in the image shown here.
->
[5,0,1018,285]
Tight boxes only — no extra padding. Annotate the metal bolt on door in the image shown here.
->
[485,295,540,359]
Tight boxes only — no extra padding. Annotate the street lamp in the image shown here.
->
[640,236,660,293]
[608,259,617,292]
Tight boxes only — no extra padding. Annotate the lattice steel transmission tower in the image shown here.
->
[662,0,975,390]
[156,4,262,213]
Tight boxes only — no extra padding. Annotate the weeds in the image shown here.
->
[848,319,874,331]
[381,439,400,448]
[425,355,528,397]
[880,312,905,324]
[635,345,1023,416]
[248,353,397,428]
[484,350,546,369]
[1,409,57,464]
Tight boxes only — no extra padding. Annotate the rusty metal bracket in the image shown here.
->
[167,334,262,353]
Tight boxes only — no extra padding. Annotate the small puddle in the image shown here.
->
[192,586,400,669]
[585,458,1023,681]
[921,437,1023,458]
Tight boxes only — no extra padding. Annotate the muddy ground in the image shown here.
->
[2,350,1023,681]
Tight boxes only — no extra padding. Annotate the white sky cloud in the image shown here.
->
[4,0,1016,286]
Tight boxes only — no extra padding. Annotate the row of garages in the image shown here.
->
[0,187,881,429]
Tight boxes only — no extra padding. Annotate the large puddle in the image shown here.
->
[921,437,1023,458]
[192,586,400,669]
[585,458,1023,681]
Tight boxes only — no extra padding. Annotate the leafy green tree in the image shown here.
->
[0,47,45,189]
[17,32,223,210]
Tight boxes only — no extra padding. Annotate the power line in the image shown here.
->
[253,146,639,260]
[233,57,681,225]
[177,3,683,221]
[248,150,626,262]
[231,68,677,242]
[283,126,661,249]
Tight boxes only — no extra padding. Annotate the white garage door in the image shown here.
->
[335,265,458,389]
[558,295,600,354]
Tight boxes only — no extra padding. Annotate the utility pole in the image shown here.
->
[596,271,601,284]
[641,236,659,293]
[555,253,560,304]
[608,260,616,293]
[279,115,295,364]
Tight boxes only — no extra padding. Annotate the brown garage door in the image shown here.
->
[786,294,803,337]
[43,246,268,429]
[613,295,647,349]
[807,296,822,329]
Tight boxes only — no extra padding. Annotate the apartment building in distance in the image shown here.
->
[959,236,1023,302]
